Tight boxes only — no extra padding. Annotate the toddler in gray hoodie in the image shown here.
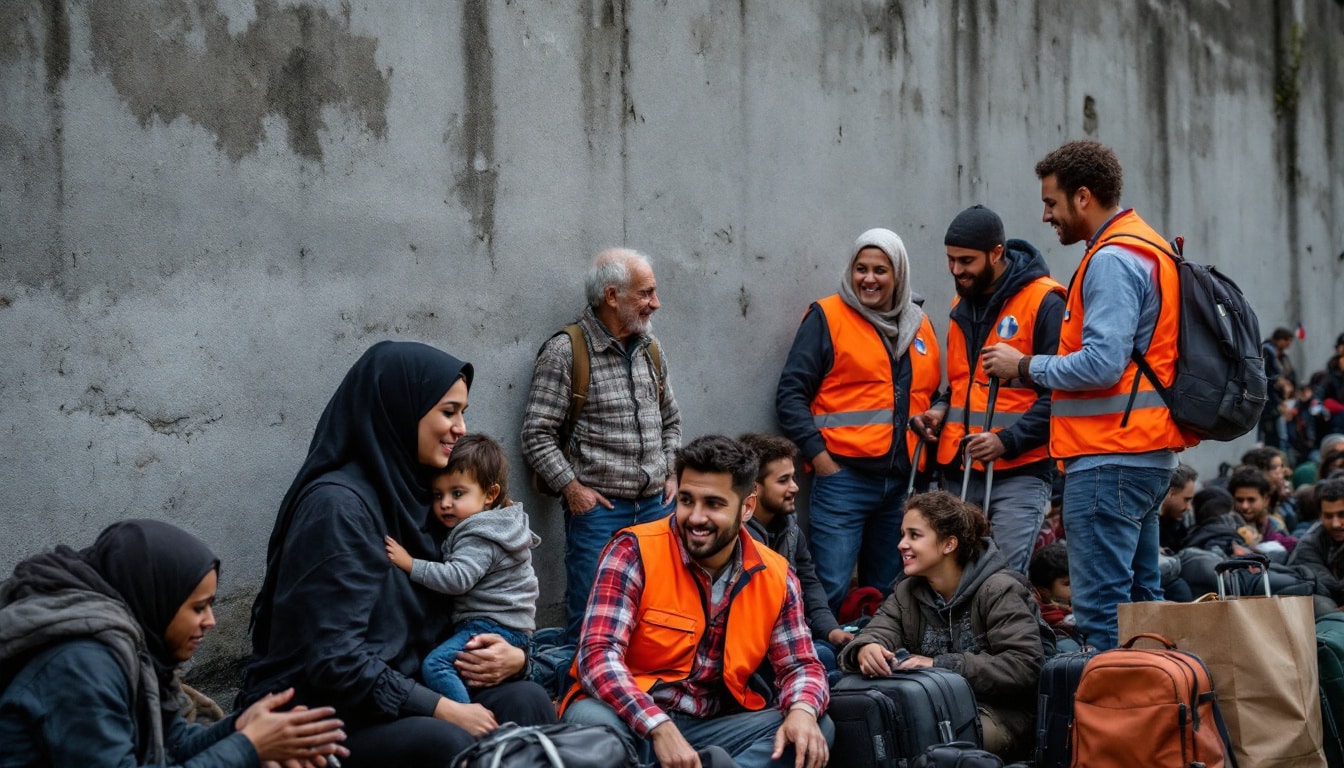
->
[385,433,541,703]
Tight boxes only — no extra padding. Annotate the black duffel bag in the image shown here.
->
[449,722,638,768]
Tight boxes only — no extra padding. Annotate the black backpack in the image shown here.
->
[1112,233,1268,442]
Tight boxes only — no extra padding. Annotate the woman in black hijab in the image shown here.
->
[239,341,555,766]
[0,518,348,767]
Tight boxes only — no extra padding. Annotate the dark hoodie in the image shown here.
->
[937,239,1063,477]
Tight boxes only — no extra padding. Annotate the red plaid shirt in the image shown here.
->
[572,521,829,737]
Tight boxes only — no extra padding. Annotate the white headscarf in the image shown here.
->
[838,227,925,355]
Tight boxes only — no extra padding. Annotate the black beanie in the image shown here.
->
[944,205,1005,252]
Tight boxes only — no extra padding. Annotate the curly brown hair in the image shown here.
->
[1035,140,1124,209]
[905,490,990,565]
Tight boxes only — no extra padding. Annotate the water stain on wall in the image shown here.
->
[455,0,497,269]
[87,0,389,161]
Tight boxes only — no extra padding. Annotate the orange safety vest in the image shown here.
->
[1050,211,1194,458]
[937,276,1065,471]
[558,518,789,715]
[812,295,941,467]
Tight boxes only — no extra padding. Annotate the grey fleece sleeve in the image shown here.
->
[408,537,496,596]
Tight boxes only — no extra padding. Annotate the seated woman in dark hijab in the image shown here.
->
[0,518,348,767]
[239,341,556,766]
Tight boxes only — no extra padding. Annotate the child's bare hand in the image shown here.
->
[433,698,498,736]
[384,536,412,573]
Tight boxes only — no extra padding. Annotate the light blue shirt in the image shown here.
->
[1030,234,1177,472]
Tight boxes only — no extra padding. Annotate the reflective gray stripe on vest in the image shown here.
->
[945,407,1025,428]
[813,409,894,429]
[1052,389,1167,418]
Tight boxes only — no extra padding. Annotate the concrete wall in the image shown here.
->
[3,0,1343,693]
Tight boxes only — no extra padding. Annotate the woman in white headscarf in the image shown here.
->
[776,228,942,616]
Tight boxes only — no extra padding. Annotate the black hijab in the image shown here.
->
[248,340,473,653]
[0,518,218,736]
[85,519,220,668]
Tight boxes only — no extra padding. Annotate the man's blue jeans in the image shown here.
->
[562,698,835,768]
[807,466,906,615]
[564,494,674,644]
[421,618,530,703]
[1062,464,1169,650]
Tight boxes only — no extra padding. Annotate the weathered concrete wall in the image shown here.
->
[3,0,1342,695]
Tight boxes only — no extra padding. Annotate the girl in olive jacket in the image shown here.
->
[840,491,1046,758]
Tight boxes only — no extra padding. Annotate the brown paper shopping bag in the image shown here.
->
[1119,594,1324,768]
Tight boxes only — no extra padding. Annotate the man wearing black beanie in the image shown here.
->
[910,205,1065,574]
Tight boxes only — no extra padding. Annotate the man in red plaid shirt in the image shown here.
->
[559,435,832,768]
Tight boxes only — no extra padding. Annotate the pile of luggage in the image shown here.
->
[830,553,1342,768]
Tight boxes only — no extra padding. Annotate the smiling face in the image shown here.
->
[1322,499,1344,543]
[417,378,469,468]
[1232,486,1269,525]
[675,467,752,574]
[431,469,499,528]
[946,245,1000,298]
[163,569,217,662]
[851,247,896,311]
[610,262,660,337]
[752,457,798,526]
[1040,174,1088,246]
[898,508,956,579]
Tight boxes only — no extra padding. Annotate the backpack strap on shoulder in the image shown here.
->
[645,338,665,402]
[1095,232,1182,426]
[558,324,590,446]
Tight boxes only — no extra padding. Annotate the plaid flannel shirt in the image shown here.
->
[521,307,681,500]
[572,521,829,738]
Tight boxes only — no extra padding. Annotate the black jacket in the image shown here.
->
[745,514,841,640]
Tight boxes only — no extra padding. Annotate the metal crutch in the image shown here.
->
[960,377,1002,509]
[982,376,1001,506]
[907,437,925,498]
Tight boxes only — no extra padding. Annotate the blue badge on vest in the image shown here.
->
[996,315,1020,340]
[1064,309,1071,322]
[914,336,927,354]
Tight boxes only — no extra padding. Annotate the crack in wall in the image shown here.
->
[61,385,223,438]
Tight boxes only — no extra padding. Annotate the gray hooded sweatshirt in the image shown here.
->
[409,502,541,632]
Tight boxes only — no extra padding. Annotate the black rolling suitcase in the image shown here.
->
[831,668,982,768]
[1033,648,1096,768]
[828,685,902,768]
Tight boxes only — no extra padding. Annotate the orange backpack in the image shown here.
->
[1070,633,1237,768]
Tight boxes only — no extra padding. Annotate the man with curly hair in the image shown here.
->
[982,140,1195,649]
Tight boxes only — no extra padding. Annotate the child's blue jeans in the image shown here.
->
[421,618,531,703]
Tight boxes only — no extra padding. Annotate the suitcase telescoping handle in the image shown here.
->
[1214,553,1272,600]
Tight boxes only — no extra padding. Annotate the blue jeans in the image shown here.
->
[564,494,674,644]
[422,618,530,703]
[562,698,835,768]
[807,466,906,615]
[1062,464,1168,650]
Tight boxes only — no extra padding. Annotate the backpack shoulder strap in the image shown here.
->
[559,324,590,442]
[1094,232,1183,421]
[646,338,665,401]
